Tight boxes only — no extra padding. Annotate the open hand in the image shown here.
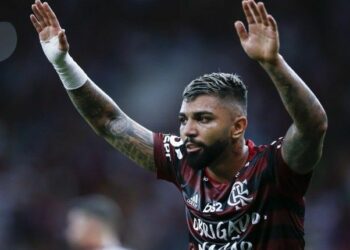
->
[235,0,279,64]
[30,0,69,52]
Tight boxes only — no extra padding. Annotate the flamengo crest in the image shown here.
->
[227,179,253,210]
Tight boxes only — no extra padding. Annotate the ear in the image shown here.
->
[230,116,248,139]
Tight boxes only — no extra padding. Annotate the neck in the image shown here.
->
[206,137,249,183]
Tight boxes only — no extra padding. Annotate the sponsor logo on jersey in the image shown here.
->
[163,134,184,161]
[228,179,253,210]
[187,193,199,209]
[203,201,223,213]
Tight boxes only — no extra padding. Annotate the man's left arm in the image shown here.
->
[261,55,327,174]
[235,0,328,174]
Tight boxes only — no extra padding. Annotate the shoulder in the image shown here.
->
[154,133,186,162]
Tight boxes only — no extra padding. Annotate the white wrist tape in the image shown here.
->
[40,35,88,90]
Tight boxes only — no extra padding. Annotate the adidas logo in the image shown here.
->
[186,193,199,209]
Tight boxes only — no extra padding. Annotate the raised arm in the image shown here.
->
[30,0,155,171]
[235,0,328,174]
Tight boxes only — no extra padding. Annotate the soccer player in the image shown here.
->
[30,0,328,249]
[65,195,130,250]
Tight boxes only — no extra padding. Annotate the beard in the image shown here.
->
[186,137,230,171]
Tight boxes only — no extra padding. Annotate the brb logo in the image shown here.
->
[203,201,223,213]
[228,179,253,211]
[163,135,183,161]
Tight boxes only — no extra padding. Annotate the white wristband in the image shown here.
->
[53,53,89,90]
[40,35,88,90]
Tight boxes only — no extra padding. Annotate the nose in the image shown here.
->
[181,119,198,138]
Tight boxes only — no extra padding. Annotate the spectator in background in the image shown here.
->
[65,194,130,250]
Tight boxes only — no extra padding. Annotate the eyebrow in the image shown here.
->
[178,111,214,117]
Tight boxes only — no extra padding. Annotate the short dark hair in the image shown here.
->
[183,73,248,114]
[70,194,122,235]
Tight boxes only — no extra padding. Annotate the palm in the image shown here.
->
[241,24,279,62]
[38,25,61,42]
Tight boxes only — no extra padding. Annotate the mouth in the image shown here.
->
[186,143,202,153]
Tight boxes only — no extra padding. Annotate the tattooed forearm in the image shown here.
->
[68,81,120,133]
[107,116,155,171]
[261,55,328,134]
[67,80,155,171]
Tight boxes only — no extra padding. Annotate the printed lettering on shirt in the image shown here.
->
[198,241,253,250]
[203,201,223,213]
[227,179,253,210]
[192,212,262,244]
[163,134,184,161]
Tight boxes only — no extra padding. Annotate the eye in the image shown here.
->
[178,116,187,125]
[198,115,212,124]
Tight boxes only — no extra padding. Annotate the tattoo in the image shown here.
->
[107,116,155,171]
[263,57,327,173]
[67,80,156,172]
[270,71,324,130]
[282,124,325,174]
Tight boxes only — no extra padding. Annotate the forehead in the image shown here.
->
[180,95,231,115]
[67,210,90,222]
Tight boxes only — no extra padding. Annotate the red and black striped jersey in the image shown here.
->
[153,133,313,250]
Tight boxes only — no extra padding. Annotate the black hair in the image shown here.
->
[70,194,122,235]
[183,72,248,114]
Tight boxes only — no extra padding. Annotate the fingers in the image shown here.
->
[234,21,248,42]
[34,0,50,27]
[242,0,256,24]
[30,14,42,33]
[257,2,269,26]
[242,0,273,27]
[31,3,46,28]
[31,0,60,28]
[267,15,278,32]
[43,2,61,28]
[248,1,262,24]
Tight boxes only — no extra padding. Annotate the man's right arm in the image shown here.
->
[67,80,155,171]
[30,0,155,171]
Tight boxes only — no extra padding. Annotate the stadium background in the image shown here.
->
[1,0,349,249]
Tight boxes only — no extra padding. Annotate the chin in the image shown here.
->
[187,138,229,170]
[187,152,210,170]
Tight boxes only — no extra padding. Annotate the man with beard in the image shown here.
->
[30,0,327,249]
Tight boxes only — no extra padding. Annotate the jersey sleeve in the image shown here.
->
[153,133,184,185]
[270,138,313,197]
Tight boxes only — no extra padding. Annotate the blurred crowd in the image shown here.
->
[1,0,349,249]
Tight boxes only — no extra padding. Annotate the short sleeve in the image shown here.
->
[153,133,184,184]
[270,138,313,197]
